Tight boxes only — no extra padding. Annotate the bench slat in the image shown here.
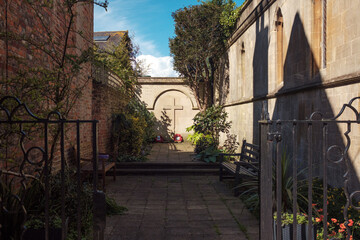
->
[243,142,259,150]
[243,148,260,157]
[219,139,260,196]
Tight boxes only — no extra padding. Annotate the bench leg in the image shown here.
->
[103,169,106,192]
[219,165,224,181]
[113,165,116,181]
[234,174,242,196]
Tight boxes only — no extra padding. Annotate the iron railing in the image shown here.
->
[0,96,105,240]
[259,97,360,240]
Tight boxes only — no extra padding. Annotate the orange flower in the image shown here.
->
[331,218,337,223]
[349,235,353,240]
[316,215,324,222]
[340,223,346,229]
[348,219,353,227]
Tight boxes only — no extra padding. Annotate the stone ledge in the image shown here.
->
[137,77,186,84]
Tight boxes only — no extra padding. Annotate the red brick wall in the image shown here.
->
[0,0,96,167]
[0,0,126,168]
[92,80,127,156]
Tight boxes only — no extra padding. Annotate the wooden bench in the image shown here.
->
[219,140,260,196]
[80,153,116,192]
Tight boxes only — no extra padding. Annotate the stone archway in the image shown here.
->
[137,77,199,140]
[154,90,197,139]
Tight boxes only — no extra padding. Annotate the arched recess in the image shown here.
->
[150,89,198,110]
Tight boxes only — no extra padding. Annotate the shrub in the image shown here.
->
[187,106,238,162]
[112,99,156,162]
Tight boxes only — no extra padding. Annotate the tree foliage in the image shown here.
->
[170,0,242,112]
[93,33,143,96]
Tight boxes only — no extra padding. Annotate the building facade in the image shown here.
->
[224,0,360,183]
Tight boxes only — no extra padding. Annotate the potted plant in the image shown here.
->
[23,215,68,240]
[273,212,317,240]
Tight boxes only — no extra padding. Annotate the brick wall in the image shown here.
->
[92,78,127,156]
[0,0,111,168]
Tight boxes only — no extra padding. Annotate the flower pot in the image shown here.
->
[273,222,317,240]
[23,218,68,240]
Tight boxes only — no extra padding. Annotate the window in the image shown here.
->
[312,0,322,75]
[276,9,284,85]
[240,42,246,97]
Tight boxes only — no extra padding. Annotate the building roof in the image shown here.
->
[94,31,128,50]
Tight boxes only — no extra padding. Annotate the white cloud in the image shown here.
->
[137,55,179,77]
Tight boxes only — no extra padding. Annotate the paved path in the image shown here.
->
[105,143,259,240]
[147,142,195,163]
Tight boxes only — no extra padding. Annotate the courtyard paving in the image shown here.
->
[105,143,259,240]
[147,142,195,163]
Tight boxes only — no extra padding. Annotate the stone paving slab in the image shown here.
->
[105,175,259,240]
[147,142,195,163]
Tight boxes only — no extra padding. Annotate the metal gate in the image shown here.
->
[259,97,360,240]
[0,96,105,240]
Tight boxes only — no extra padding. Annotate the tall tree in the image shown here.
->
[169,0,241,112]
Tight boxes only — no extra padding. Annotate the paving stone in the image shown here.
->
[105,143,259,239]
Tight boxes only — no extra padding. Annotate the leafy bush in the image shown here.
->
[112,99,156,162]
[187,106,237,162]
[0,168,127,240]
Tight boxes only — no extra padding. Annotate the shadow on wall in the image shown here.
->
[252,14,269,145]
[154,110,173,141]
[265,12,359,189]
[215,53,230,106]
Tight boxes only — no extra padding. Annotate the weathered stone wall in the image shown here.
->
[224,0,360,185]
[137,77,199,140]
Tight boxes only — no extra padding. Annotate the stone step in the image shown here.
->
[116,162,219,169]
[114,168,219,175]
[113,162,220,175]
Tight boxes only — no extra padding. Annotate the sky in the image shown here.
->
[94,0,245,77]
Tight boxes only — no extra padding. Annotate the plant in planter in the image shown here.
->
[273,212,317,240]
[23,215,68,240]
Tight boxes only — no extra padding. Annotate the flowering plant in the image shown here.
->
[315,216,360,240]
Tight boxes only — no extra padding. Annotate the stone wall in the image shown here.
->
[224,0,360,186]
[137,77,199,140]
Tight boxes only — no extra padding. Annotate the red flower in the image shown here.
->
[331,218,337,223]
[348,219,353,227]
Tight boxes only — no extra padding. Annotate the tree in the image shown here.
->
[169,0,241,112]
[93,33,144,98]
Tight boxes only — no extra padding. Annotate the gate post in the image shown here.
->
[259,121,273,240]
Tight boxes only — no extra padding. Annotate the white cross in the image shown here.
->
[163,99,183,134]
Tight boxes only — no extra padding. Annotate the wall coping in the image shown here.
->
[228,0,276,47]
[137,77,186,85]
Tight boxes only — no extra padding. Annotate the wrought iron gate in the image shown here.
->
[259,97,360,240]
[0,96,105,240]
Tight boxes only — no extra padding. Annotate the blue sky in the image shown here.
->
[94,0,245,77]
